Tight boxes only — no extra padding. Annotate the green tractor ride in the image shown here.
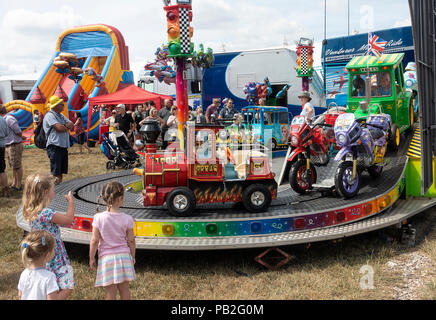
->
[345,52,414,151]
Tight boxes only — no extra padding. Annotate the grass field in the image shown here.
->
[0,146,435,300]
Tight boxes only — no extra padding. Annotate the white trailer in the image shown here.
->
[201,47,326,116]
[0,73,37,104]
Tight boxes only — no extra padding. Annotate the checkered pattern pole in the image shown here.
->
[296,45,314,78]
[300,48,308,75]
[163,3,193,150]
[164,4,193,58]
[179,7,190,55]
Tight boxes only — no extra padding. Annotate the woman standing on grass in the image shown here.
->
[22,173,76,299]
[74,113,92,154]
[89,181,136,300]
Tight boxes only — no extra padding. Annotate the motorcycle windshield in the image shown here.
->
[335,113,355,132]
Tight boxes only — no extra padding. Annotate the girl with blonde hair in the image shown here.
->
[22,173,76,299]
[18,230,59,300]
[90,181,136,300]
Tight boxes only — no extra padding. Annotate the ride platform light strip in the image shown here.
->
[67,170,406,239]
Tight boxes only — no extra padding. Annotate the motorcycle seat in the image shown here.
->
[369,128,385,140]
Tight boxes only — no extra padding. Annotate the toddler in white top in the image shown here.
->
[18,230,60,300]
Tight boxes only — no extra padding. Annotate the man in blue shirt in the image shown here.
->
[43,96,74,185]
[219,99,237,120]
[0,105,10,197]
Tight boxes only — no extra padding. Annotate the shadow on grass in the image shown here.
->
[0,272,21,296]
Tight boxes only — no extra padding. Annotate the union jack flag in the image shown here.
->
[367,32,387,57]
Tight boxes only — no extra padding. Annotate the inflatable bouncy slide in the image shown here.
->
[4,24,134,142]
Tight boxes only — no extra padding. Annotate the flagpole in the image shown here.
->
[348,0,350,36]
[323,0,327,95]
[366,32,371,107]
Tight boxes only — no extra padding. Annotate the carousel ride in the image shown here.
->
[16,1,436,265]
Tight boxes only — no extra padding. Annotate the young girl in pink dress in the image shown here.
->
[89,181,136,300]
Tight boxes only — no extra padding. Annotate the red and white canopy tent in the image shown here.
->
[87,84,173,139]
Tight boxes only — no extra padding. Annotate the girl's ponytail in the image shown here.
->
[22,174,55,222]
[20,230,55,267]
[98,181,124,212]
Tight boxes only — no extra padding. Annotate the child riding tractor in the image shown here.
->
[133,120,278,217]
[346,52,415,151]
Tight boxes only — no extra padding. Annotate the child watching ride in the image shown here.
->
[90,181,136,300]
[22,173,76,299]
[18,230,59,300]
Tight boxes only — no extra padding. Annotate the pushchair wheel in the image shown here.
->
[106,161,116,170]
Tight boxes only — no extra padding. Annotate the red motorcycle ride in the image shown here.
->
[288,115,331,194]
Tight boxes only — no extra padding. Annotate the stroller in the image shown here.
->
[101,131,141,170]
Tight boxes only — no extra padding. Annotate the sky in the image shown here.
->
[0,0,412,80]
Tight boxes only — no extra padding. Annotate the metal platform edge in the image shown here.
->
[15,155,410,244]
[16,197,436,251]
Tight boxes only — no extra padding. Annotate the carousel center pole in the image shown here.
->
[296,38,315,93]
[164,0,194,152]
[176,57,189,151]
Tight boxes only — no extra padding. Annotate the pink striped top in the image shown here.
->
[92,211,134,258]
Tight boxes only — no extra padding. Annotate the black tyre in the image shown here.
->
[106,161,115,170]
[388,124,400,152]
[270,138,277,151]
[166,187,196,217]
[289,159,317,194]
[406,99,414,133]
[242,184,272,213]
[335,161,361,199]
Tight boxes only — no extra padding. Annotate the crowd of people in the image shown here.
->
[0,91,313,197]
[98,97,242,150]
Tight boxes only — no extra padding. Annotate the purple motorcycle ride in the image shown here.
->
[333,109,391,198]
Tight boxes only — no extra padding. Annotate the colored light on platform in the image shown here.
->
[385,195,392,206]
[379,195,391,210]
[364,203,373,215]
[336,211,346,222]
[81,219,92,231]
[294,218,305,229]
[250,222,263,233]
[162,224,175,236]
[205,223,218,235]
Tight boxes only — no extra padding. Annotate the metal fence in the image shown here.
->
[409,0,436,195]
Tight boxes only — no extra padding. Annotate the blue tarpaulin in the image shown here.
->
[60,31,113,57]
